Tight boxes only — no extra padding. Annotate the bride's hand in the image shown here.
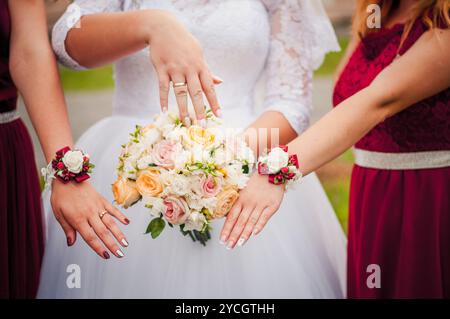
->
[219,173,285,249]
[147,10,222,125]
[50,180,130,259]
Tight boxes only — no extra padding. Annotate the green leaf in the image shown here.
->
[145,217,166,239]
[242,164,249,174]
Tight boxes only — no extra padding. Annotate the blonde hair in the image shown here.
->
[352,0,450,43]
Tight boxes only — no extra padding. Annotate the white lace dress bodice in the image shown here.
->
[52,0,339,133]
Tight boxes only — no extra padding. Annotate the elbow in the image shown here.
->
[365,77,403,122]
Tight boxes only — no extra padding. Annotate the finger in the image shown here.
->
[158,71,170,113]
[55,209,77,246]
[103,199,130,225]
[219,201,242,244]
[186,73,206,125]
[170,74,190,126]
[77,222,110,259]
[102,213,129,248]
[253,206,276,236]
[200,71,221,117]
[239,206,265,245]
[226,205,255,249]
[89,216,124,258]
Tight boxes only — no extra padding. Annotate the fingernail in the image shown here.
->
[216,108,222,117]
[67,237,73,246]
[121,238,129,247]
[162,107,168,113]
[124,218,130,225]
[199,119,206,128]
[184,117,191,127]
[103,251,110,259]
[116,249,124,258]
[237,237,246,246]
[226,241,233,250]
[214,75,224,83]
[252,228,259,236]
[219,236,226,245]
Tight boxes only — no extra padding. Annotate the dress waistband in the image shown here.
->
[0,109,19,124]
[353,148,450,170]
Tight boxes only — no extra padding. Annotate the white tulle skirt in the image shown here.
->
[37,109,347,298]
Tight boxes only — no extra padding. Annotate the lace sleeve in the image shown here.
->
[51,0,125,70]
[262,0,340,134]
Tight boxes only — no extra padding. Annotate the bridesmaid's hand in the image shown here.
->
[50,180,130,259]
[219,173,285,249]
[146,10,222,125]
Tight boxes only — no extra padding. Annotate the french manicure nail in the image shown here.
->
[219,236,226,245]
[116,249,124,258]
[237,237,246,247]
[252,228,259,236]
[184,117,191,127]
[226,242,233,250]
[121,238,129,247]
[103,251,110,259]
[162,107,168,113]
[216,108,222,117]
[199,119,206,128]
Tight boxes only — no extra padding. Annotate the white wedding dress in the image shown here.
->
[38,0,347,298]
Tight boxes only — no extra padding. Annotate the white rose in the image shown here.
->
[165,126,187,143]
[168,174,190,196]
[144,196,165,217]
[183,211,207,232]
[137,154,154,170]
[265,147,289,174]
[174,150,192,170]
[141,128,161,148]
[225,164,250,189]
[191,145,210,163]
[62,150,85,174]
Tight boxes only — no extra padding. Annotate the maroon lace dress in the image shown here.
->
[333,18,450,298]
[0,1,44,298]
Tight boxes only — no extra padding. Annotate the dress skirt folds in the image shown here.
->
[0,116,44,298]
[348,165,450,298]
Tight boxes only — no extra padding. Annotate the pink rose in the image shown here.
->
[152,141,180,168]
[163,196,189,225]
[201,175,222,198]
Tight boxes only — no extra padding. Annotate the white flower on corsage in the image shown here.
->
[62,150,85,174]
[261,147,289,174]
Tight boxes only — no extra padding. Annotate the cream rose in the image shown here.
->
[112,177,141,208]
[185,125,215,148]
[62,150,85,174]
[163,196,189,225]
[184,211,207,231]
[265,147,289,174]
[136,168,163,197]
[212,186,239,219]
[152,140,180,168]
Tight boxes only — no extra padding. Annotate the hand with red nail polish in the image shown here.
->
[51,180,129,259]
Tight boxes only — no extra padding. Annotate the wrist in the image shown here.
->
[257,145,301,186]
[140,9,177,45]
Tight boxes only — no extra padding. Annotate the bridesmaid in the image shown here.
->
[221,0,449,298]
[0,0,131,298]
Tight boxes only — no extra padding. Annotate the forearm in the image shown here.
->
[65,9,176,68]
[243,111,297,156]
[10,47,73,162]
[288,88,387,175]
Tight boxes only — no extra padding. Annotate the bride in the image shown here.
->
[38,0,346,298]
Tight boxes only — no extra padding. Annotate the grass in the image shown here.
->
[314,37,349,77]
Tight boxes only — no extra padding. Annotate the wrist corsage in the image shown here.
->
[257,145,302,186]
[41,146,94,188]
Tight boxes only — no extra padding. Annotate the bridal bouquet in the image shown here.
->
[112,111,254,245]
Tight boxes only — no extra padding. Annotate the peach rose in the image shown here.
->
[201,175,222,198]
[152,140,179,168]
[136,168,163,197]
[212,186,239,219]
[186,125,215,147]
[112,177,141,208]
[163,196,189,225]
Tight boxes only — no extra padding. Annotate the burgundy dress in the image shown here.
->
[0,1,44,298]
[333,18,450,299]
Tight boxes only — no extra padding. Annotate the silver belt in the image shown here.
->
[0,109,20,124]
[353,148,450,170]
